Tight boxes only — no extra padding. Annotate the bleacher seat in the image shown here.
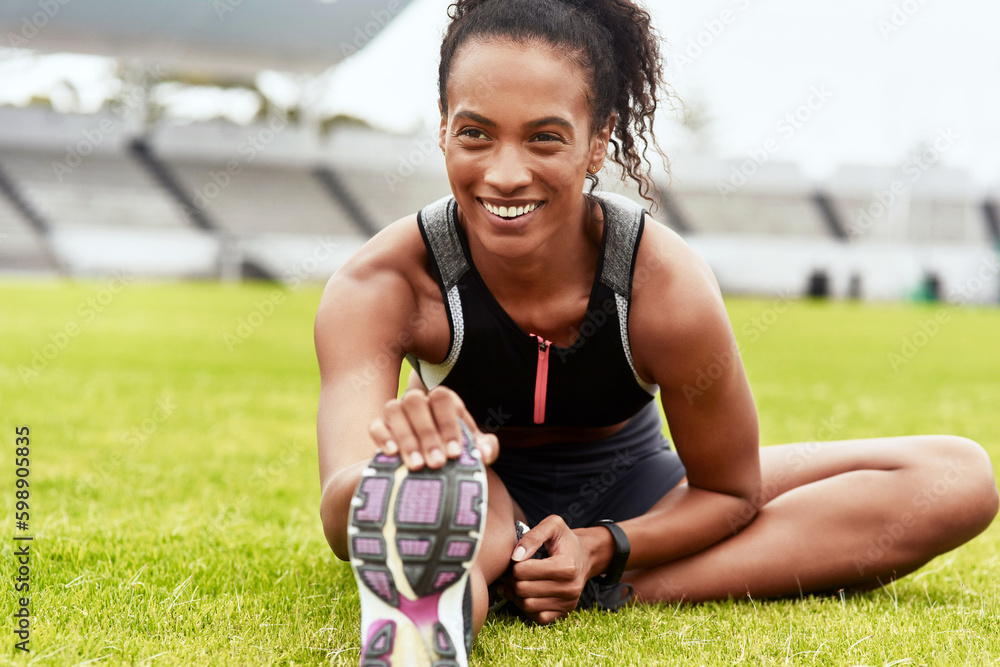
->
[167,159,364,238]
[827,165,988,245]
[334,168,452,230]
[0,194,57,272]
[0,148,191,230]
[667,159,830,237]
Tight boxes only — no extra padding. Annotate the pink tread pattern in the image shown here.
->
[397,479,443,525]
[433,571,457,590]
[454,480,481,527]
[398,538,431,557]
[362,570,394,602]
[445,540,472,558]
[355,477,390,523]
[353,537,383,556]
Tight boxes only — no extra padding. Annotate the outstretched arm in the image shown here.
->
[316,222,499,561]
[315,256,417,560]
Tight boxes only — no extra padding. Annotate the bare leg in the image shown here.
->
[469,467,521,633]
[627,435,998,602]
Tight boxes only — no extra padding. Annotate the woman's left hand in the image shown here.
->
[501,515,595,624]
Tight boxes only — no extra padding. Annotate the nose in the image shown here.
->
[483,143,531,193]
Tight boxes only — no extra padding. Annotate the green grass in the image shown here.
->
[1,280,998,666]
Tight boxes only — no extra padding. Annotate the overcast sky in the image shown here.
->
[330,0,1000,186]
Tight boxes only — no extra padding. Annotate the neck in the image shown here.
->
[461,194,601,304]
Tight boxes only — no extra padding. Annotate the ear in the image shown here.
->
[438,100,448,153]
[589,113,616,166]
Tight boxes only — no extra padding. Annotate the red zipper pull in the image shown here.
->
[530,333,551,424]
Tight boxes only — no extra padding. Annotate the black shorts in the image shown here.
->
[491,402,687,529]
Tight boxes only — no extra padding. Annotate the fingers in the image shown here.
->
[368,386,473,471]
[500,588,575,625]
[431,389,466,460]
[367,418,398,456]
[509,575,578,600]
[460,403,499,465]
[511,514,565,562]
[502,515,589,622]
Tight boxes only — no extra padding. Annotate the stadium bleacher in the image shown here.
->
[165,158,361,237]
[0,106,995,301]
[827,165,989,246]
[1,147,190,231]
[0,181,57,273]
[667,159,832,237]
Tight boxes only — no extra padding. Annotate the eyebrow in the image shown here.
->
[527,116,574,130]
[453,110,574,130]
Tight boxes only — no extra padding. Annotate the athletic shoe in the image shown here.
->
[576,578,633,612]
[348,422,488,667]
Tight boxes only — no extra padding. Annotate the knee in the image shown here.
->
[923,436,998,535]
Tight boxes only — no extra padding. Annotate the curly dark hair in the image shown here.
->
[438,0,669,204]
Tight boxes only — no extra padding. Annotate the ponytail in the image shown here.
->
[439,0,669,204]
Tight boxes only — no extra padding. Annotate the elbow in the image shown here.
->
[725,496,759,535]
[725,476,762,534]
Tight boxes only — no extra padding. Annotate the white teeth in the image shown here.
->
[483,201,540,218]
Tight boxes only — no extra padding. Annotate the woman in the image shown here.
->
[315,0,999,664]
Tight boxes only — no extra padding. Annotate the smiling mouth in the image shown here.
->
[479,199,542,219]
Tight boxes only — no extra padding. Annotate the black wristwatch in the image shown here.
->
[591,519,630,586]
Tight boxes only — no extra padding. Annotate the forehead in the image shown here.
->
[446,38,591,122]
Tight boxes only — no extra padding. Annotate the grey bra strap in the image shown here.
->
[595,193,658,395]
[414,195,468,388]
[597,192,647,299]
[418,195,468,290]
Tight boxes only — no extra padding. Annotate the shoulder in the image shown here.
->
[629,214,734,385]
[315,212,440,348]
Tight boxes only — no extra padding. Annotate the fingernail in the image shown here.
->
[384,440,398,455]
[409,451,424,469]
[512,546,526,562]
[446,440,462,457]
[428,449,446,467]
[478,438,492,457]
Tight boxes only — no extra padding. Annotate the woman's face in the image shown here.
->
[440,39,611,259]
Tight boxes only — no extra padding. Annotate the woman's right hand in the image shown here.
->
[367,385,499,470]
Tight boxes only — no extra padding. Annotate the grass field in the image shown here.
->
[1,279,998,666]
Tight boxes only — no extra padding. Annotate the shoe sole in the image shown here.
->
[349,422,487,667]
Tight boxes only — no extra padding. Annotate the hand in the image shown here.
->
[502,515,593,624]
[367,385,499,470]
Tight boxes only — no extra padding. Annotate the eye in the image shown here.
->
[531,132,562,143]
[458,128,489,140]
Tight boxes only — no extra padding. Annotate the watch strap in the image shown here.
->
[592,519,630,586]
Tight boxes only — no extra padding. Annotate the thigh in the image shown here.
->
[647,434,982,518]
[755,434,983,506]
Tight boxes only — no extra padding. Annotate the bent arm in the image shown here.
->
[580,221,761,576]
